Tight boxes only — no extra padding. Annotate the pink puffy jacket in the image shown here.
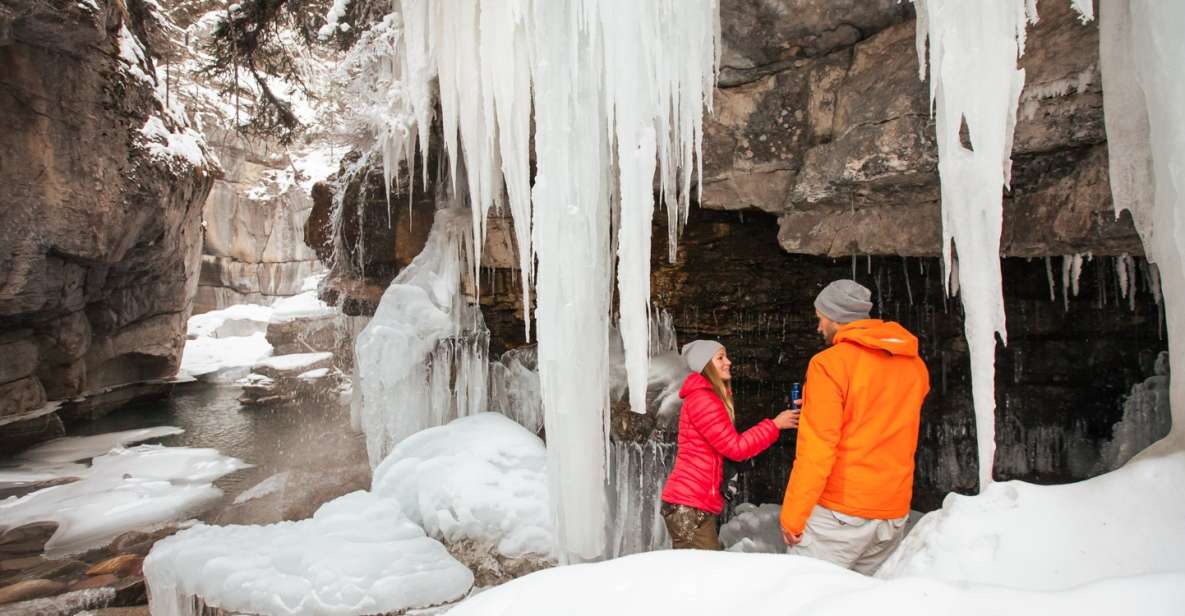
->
[660,372,780,515]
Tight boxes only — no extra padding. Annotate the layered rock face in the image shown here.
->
[195,127,325,313]
[706,0,1140,258]
[0,0,213,448]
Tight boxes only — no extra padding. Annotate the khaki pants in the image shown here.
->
[661,503,721,550]
[788,505,907,575]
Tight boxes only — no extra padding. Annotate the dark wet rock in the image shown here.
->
[0,412,65,456]
[0,523,58,560]
[0,578,67,606]
[0,477,77,501]
[0,559,86,588]
[105,533,151,558]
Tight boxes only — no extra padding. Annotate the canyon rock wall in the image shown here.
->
[0,0,214,449]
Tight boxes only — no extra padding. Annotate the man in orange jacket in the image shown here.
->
[780,279,930,575]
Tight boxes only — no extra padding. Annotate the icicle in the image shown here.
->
[902,257,914,306]
[1101,0,1184,447]
[913,0,1039,490]
[1045,256,1056,302]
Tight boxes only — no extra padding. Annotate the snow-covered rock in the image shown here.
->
[144,491,474,616]
[371,414,553,561]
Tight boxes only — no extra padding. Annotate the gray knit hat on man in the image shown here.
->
[681,339,723,374]
[814,279,873,323]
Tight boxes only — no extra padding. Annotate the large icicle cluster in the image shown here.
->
[383,0,719,561]
[1100,0,1185,450]
[352,208,488,466]
[912,0,1093,489]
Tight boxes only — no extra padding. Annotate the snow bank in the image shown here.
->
[179,331,273,382]
[144,491,473,616]
[371,413,551,558]
[879,450,1185,589]
[1,444,247,557]
[447,550,1184,616]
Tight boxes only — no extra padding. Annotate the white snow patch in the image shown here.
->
[372,413,552,559]
[253,352,333,373]
[879,451,1185,590]
[187,304,274,339]
[144,491,473,616]
[297,367,331,380]
[179,331,273,383]
[269,290,335,323]
[447,550,1184,615]
[140,115,209,169]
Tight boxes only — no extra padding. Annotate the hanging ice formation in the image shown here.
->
[912,0,1094,490]
[352,207,489,466]
[382,0,718,561]
[1100,0,1185,449]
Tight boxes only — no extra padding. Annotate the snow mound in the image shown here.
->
[144,491,474,616]
[180,331,273,383]
[879,451,1185,590]
[447,549,1185,616]
[1,444,247,557]
[371,413,552,558]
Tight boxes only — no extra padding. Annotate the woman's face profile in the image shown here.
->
[709,347,732,381]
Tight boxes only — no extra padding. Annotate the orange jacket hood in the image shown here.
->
[832,319,920,358]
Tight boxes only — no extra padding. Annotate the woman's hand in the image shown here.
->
[773,409,800,430]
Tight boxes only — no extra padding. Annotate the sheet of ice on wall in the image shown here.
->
[353,208,488,466]
[371,413,552,559]
[445,549,1184,615]
[144,491,474,616]
[1,444,248,557]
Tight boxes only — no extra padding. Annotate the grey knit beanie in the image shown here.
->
[814,279,873,323]
[681,339,723,374]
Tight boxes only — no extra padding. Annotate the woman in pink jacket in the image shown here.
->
[660,340,800,549]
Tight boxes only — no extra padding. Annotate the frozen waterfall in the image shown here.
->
[384,0,719,561]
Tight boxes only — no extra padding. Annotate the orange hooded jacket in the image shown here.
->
[780,319,930,535]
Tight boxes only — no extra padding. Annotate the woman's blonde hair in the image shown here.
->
[701,360,735,422]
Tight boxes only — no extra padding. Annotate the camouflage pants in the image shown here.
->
[661,503,720,550]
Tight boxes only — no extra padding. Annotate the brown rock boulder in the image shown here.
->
[86,555,144,578]
[0,578,67,606]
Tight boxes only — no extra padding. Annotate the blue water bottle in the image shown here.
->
[790,382,802,410]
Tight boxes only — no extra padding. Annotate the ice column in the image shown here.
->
[1100,0,1185,449]
[913,0,1032,490]
[388,0,718,561]
[352,208,489,466]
